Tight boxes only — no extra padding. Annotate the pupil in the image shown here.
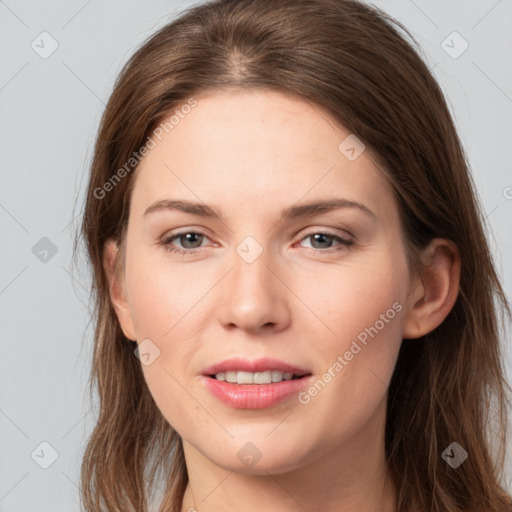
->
[182,233,201,248]
[311,233,331,249]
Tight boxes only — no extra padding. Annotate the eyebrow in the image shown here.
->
[144,198,377,222]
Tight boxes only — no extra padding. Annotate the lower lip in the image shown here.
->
[202,375,312,409]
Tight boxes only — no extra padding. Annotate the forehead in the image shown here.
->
[130,89,395,220]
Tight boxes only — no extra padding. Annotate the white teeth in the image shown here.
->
[225,371,237,383]
[237,371,254,384]
[254,371,272,384]
[214,370,300,384]
[271,370,284,382]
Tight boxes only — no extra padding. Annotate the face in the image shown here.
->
[110,89,417,474]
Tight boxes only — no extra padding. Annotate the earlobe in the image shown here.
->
[103,239,137,341]
[402,239,461,340]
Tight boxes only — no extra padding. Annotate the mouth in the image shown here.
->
[207,370,309,384]
[200,358,313,409]
[201,357,311,382]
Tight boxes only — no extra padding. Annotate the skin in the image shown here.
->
[104,89,461,512]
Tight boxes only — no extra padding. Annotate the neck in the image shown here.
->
[179,399,396,512]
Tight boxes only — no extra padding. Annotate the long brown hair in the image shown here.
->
[78,0,512,510]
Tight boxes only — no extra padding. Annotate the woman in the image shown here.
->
[78,0,512,510]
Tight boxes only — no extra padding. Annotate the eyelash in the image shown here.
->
[159,230,354,256]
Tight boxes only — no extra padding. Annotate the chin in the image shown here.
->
[200,440,311,475]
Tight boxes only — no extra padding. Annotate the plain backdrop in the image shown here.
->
[1,0,511,510]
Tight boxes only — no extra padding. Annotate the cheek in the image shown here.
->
[295,253,407,346]
[124,255,203,430]
[292,250,408,414]
[124,249,212,406]
[125,249,206,340]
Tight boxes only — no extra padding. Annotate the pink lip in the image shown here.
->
[200,357,312,409]
[201,375,312,409]
[201,357,310,377]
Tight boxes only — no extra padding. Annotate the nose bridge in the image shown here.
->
[231,234,275,303]
[218,233,288,331]
[233,237,270,289]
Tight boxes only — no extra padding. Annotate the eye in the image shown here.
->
[159,229,354,256]
[297,231,354,253]
[160,231,210,255]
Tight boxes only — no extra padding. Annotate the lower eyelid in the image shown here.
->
[162,231,353,253]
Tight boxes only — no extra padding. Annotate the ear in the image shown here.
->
[103,239,137,341]
[402,238,461,339]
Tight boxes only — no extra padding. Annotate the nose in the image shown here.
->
[217,242,291,334]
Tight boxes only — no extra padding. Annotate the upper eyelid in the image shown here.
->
[163,228,353,247]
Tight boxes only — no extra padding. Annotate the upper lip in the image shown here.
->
[202,357,311,377]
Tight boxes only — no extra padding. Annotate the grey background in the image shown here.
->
[0,0,511,510]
